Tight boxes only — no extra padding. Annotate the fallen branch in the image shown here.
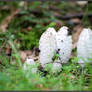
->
[55,13,92,20]
[17,9,92,20]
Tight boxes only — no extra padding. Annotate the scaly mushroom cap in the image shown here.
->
[77,28,92,67]
[56,26,72,63]
[39,27,57,67]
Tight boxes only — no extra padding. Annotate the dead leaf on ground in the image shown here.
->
[43,88,50,91]
[19,50,33,62]
[36,84,43,88]
[55,20,64,31]
[19,49,39,63]
[69,18,81,25]
[0,9,21,32]
[76,1,88,6]
[21,26,32,32]
[72,25,83,49]
[5,45,12,56]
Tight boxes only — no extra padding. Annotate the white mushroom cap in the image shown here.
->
[56,26,72,63]
[24,58,37,73]
[57,26,68,36]
[39,27,57,67]
[52,59,62,73]
[77,28,92,67]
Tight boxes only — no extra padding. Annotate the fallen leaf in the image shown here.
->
[72,25,83,49]
[19,51,27,62]
[19,50,33,62]
[76,1,88,6]
[69,18,81,25]
[0,9,21,32]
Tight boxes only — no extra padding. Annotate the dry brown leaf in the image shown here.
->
[0,5,9,10]
[19,51,27,63]
[55,20,64,31]
[21,26,32,32]
[36,84,43,88]
[19,1,25,7]
[5,46,12,56]
[43,88,50,91]
[72,25,83,49]
[0,9,21,32]
[19,49,39,63]
[76,1,88,6]
[69,74,77,80]
[69,18,81,24]
[23,50,33,56]
[19,50,33,62]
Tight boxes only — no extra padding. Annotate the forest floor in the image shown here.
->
[0,1,92,91]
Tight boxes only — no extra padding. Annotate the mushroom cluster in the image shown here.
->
[23,26,92,74]
[39,26,72,73]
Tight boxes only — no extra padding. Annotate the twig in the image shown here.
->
[17,9,92,20]
[55,13,92,20]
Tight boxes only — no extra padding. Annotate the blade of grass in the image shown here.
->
[8,39,22,67]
